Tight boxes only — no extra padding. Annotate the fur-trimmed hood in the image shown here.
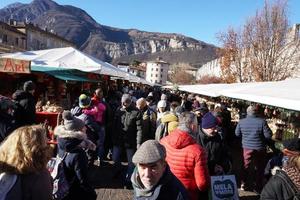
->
[54,125,87,140]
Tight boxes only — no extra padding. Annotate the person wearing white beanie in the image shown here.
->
[157,100,167,125]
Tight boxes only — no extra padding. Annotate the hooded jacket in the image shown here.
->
[160,129,210,200]
[155,113,178,141]
[131,166,189,200]
[54,126,95,199]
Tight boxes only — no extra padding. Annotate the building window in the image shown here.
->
[2,34,7,43]
[161,74,162,78]
[151,68,153,71]
[151,74,153,77]
[156,68,158,71]
[161,69,163,72]
[15,38,19,45]
[155,74,158,77]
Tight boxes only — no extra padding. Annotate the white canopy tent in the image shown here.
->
[220,79,300,111]
[104,62,154,86]
[179,84,231,97]
[173,78,300,111]
[0,47,124,77]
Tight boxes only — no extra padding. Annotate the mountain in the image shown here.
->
[0,0,218,66]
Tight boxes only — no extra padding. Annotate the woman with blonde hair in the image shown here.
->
[0,125,52,200]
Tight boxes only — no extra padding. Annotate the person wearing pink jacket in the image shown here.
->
[83,89,106,166]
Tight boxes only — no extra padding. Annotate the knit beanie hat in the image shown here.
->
[201,112,218,129]
[62,110,85,131]
[79,94,91,108]
[23,81,35,92]
[157,100,167,108]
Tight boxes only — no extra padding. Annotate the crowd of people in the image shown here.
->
[0,80,299,200]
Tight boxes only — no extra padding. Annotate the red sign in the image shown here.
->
[0,58,31,73]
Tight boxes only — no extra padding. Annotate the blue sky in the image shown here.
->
[1,0,300,46]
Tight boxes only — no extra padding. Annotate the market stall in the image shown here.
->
[172,79,300,141]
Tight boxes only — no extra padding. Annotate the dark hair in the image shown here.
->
[170,101,180,110]
[146,96,154,102]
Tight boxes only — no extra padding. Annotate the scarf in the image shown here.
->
[283,165,300,191]
[131,166,171,198]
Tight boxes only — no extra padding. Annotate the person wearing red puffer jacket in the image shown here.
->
[160,112,210,200]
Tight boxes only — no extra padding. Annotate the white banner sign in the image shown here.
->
[211,175,239,200]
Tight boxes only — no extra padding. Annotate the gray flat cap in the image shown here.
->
[132,140,166,164]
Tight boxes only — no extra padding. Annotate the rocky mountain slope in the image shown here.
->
[0,0,218,66]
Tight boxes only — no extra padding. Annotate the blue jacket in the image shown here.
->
[235,114,272,150]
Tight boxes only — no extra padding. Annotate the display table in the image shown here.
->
[36,111,60,128]
[36,112,61,145]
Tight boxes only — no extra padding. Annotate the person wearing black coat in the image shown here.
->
[197,112,232,175]
[260,170,300,200]
[54,111,96,200]
[0,96,18,143]
[12,81,36,126]
[112,94,143,187]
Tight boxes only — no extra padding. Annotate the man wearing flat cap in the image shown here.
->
[131,140,189,200]
[112,94,143,188]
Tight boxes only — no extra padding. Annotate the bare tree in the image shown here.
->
[197,75,223,84]
[217,27,249,83]
[169,63,195,84]
[218,0,300,82]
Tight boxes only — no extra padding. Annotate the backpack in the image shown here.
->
[47,153,71,200]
